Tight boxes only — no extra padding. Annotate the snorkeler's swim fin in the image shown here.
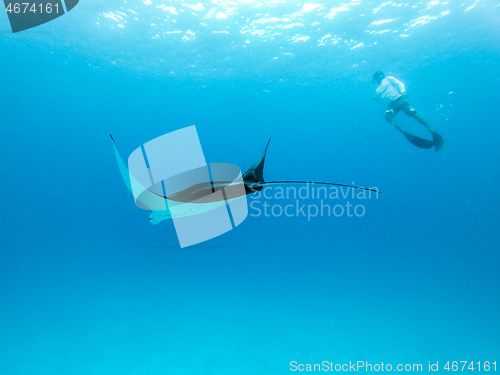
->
[402,131,434,149]
[431,131,444,152]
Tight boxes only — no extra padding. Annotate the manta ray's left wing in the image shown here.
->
[110,135,242,223]
[110,135,133,194]
[110,135,173,216]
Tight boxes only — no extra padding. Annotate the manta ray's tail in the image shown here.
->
[243,138,271,185]
[243,138,380,193]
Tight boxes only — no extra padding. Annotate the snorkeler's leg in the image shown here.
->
[385,111,404,133]
[387,110,435,149]
[413,112,434,132]
[405,109,444,151]
[402,104,434,131]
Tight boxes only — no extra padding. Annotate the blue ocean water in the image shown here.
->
[1,0,499,374]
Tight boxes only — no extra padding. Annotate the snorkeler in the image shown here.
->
[372,71,444,152]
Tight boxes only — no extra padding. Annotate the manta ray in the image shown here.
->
[111,136,380,225]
